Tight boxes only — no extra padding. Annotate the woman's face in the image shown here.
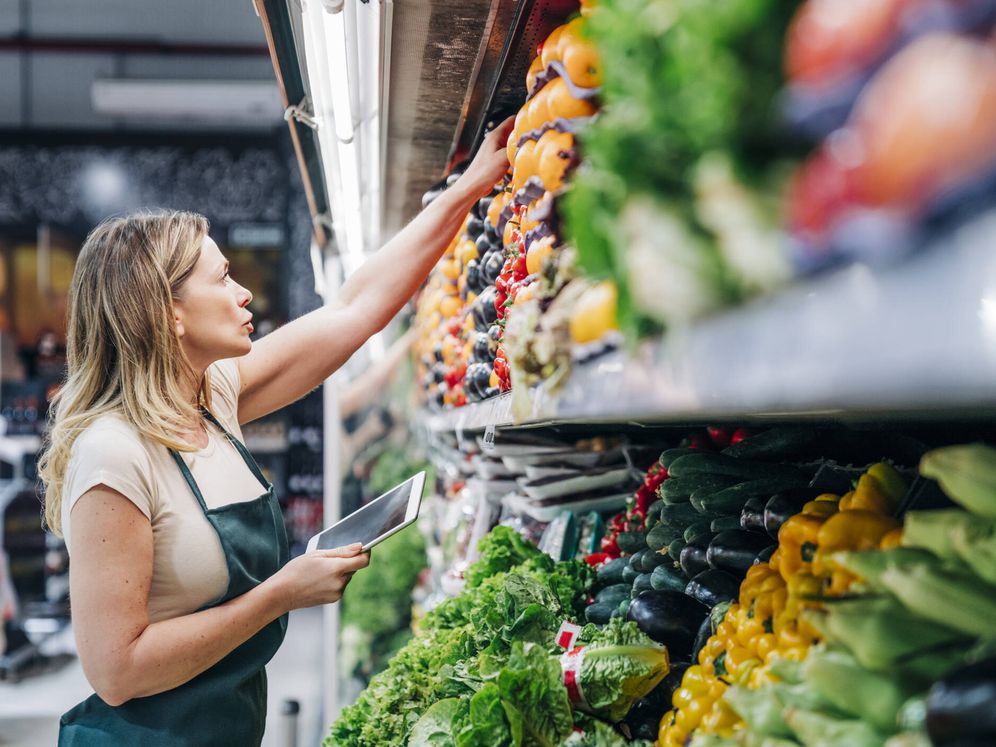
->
[173,236,254,369]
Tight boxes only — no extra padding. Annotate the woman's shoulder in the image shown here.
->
[207,358,242,427]
[71,413,153,464]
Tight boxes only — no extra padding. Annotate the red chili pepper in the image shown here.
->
[585,552,610,567]
[512,253,528,281]
[635,485,655,514]
[493,356,508,381]
[600,535,620,556]
[730,427,752,445]
[707,426,733,449]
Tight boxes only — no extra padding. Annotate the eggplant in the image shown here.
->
[480,249,505,285]
[754,545,776,565]
[476,195,494,220]
[475,231,496,256]
[685,569,741,608]
[926,656,996,746]
[488,324,502,343]
[706,530,773,577]
[622,665,688,740]
[463,363,492,401]
[472,331,496,362]
[764,488,823,539]
[627,590,710,661]
[690,613,713,664]
[679,532,712,578]
[466,215,485,237]
[741,495,768,532]
[474,287,498,328]
[464,259,482,295]
[484,221,500,244]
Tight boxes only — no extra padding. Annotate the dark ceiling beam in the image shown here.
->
[0,36,270,57]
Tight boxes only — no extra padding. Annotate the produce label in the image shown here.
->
[560,645,589,710]
[555,620,582,650]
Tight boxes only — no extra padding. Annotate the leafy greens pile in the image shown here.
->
[326,526,662,746]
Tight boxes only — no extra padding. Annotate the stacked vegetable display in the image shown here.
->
[328,526,667,746]
[414,1,619,410]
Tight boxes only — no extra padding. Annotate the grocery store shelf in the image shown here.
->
[422,209,996,432]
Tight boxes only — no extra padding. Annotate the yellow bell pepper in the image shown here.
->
[812,510,900,575]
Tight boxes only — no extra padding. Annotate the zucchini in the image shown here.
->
[647,523,681,551]
[706,530,774,577]
[595,583,631,607]
[617,530,649,554]
[585,602,614,625]
[639,549,670,572]
[667,537,687,561]
[683,520,714,543]
[660,503,706,527]
[596,557,629,586]
[710,516,742,533]
[659,447,698,470]
[622,564,641,584]
[691,477,807,515]
[680,532,713,578]
[668,452,810,481]
[632,573,654,597]
[722,427,819,461]
[650,564,688,592]
[660,474,738,505]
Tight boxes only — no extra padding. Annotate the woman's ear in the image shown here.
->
[174,307,185,338]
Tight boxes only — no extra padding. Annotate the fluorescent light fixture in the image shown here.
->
[91,79,282,123]
[299,0,391,265]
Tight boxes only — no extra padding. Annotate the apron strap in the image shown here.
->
[199,408,271,491]
[168,409,272,510]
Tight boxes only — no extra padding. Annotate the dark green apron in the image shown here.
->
[59,410,289,746]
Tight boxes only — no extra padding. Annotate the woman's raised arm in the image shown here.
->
[234,117,513,425]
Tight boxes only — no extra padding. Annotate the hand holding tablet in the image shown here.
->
[307,471,426,553]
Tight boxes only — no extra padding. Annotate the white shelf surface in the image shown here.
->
[422,209,996,432]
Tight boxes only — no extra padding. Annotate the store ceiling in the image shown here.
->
[0,0,281,132]
[0,0,495,234]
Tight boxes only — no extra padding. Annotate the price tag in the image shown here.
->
[555,620,582,650]
[481,423,496,451]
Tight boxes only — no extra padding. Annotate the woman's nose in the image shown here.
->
[238,284,253,307]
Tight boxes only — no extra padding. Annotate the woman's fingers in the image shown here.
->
[487,115,516,147]
[317,543,364,558]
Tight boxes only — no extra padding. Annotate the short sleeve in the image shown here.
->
[207,358,242,430]
[63,418,156,526]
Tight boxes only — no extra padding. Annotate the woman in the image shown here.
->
[40,119,513,746]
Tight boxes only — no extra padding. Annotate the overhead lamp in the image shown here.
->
[91,79,282,124]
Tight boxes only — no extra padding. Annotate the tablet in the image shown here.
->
[306,471,426,553]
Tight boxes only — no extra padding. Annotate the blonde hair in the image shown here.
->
[39,210,214,537]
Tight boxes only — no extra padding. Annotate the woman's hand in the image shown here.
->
[455,115,516,198]
[271,543,371,611]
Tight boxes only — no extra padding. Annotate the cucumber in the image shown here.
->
[668,537,687,560]
[647,523,682,551]
[691,477,808,515]
[722,427,819,461]
[617,530,649,554]
[629,550,648,570]
[596,557,629,586]
[668,452,810,481]
[661,474,739,504]
[710,515,742,533]
[585,601,614,626]
[632,573,654,597]
[659,447,698,470]
[622,564,641,584]
[651,564,688,592]
[595,583,631,607]
[683,520,714,543]
[645,499,664,524]
[640,549,670,572]
[660,503,706,527]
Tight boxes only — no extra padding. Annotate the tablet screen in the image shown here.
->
[313,475,419,551]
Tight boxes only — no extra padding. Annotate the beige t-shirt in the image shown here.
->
[62,359,268,623]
